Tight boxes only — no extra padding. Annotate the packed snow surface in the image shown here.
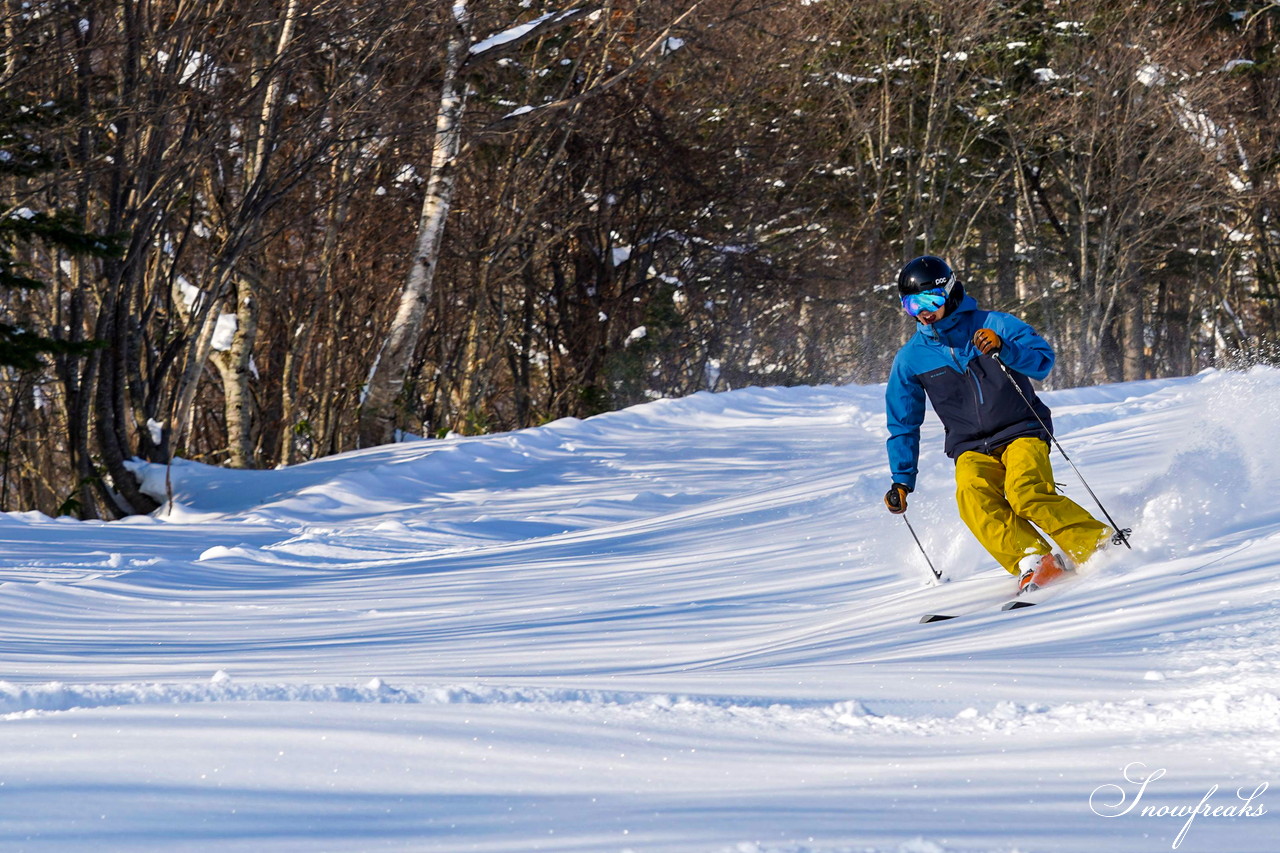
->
[2,368,1279,852]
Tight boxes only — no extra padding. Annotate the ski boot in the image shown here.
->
[1017,553,1073,595]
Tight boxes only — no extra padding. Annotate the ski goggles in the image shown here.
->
[901,286,948,317]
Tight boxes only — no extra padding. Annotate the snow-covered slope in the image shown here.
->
[2,369,1278,852]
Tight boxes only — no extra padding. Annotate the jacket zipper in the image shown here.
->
[930,325,995,453]
[950,343,992,453]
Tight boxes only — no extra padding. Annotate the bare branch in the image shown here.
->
[476,1,704,137]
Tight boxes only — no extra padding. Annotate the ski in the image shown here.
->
[919,597,1034,622]
[919,582,1062,622]
[919,611,961,623]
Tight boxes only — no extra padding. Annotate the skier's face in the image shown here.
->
[916,305,947,325]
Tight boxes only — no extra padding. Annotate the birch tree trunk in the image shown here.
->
[220,0,299,467]
[212,271,261,468]
[355,3,605,447]
[358,1,472,448]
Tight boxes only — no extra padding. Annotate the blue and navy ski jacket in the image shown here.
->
[886,294,1054,491]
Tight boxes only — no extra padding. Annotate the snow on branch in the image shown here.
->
[481,1,704,134]
[465,6,599,67]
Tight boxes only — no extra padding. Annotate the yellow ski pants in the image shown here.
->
[955,436,1111,575]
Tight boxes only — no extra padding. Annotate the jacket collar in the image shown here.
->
[917,294,979,345]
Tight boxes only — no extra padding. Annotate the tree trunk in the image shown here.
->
[213,273,260,468]
[171,284,226,452]
[1122,279,1146,382]
[224,0,298,466]
[94,271,160,516]
[359,1,472,448]
[994,188,1018,310]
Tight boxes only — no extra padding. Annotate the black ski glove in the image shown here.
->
[884,483,912,514]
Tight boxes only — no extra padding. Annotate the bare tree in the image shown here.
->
[1005,2,1240,381]
[357,2,709,446]
[2,0,1278,518]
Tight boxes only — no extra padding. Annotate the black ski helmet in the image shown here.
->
[896,255,964,315]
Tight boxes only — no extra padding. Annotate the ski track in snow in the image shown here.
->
[1,370,1279,851]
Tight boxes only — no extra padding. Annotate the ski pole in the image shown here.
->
[990,351,1132,549]
[901,513,944,583]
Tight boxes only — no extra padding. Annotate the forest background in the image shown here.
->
[1,0,1277,518]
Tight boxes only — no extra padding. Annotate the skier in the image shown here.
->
[882,255,1111,593]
